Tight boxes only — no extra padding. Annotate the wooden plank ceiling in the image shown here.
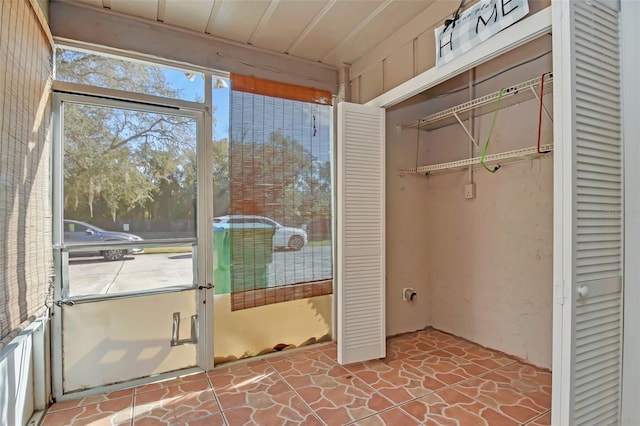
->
[62,0,440,69]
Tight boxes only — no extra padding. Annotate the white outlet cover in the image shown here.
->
[464,183,476,199]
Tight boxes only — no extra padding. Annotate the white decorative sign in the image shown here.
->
[435,0,529,67]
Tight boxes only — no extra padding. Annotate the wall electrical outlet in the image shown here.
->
[464,183,476,200]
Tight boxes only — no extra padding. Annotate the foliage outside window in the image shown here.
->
[55,48,205,102]
[63,104,198,228]
[55,48,204,296]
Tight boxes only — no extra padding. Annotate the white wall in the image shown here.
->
[351,0,551,103]
[385,39,554,368]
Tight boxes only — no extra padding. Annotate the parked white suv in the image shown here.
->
[214,215,307,251]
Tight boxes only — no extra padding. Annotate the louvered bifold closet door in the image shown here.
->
[337,102,385,365]
[554,0,623,424]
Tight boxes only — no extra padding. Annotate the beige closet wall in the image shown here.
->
[384,97,434,338]
[385,37,553,368]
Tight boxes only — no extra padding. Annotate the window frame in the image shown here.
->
[52,90,206,302]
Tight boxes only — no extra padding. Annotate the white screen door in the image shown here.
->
[336,102,386,364]
[51,93,212,396]
[552,0,623,424]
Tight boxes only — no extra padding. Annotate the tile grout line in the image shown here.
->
[315,351,405,425]
[525,408,551,425]
[265,354,329,425]
[128,392,135,426]
[131,385,139,426]
[206,375,229,426]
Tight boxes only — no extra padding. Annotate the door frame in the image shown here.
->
[551,0,626,423]
[50,86,214,399]
[621,0,640,423]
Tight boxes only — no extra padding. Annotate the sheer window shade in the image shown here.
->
[0,0,53,350]
[228,75,333,310]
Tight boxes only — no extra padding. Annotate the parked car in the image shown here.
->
[213,215,308,251]
[64,219,144,261]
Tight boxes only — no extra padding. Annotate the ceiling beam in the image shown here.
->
[320,0,393,64]
[286,0,336,55]
[49,0,338,93]
[204,0,222,35]
[156,0,166,22]
[248,0,280,45]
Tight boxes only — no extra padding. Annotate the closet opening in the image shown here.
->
[385,35,554,370]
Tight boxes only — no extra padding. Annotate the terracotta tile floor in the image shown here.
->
[41,328,551,425]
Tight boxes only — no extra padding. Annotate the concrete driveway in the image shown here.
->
[68,245,333,297]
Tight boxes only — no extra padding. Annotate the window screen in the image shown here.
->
[227,76,333,310]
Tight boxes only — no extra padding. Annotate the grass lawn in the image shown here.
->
[307,240,331,247]
[144,246,193,254]
[143,240,330,254]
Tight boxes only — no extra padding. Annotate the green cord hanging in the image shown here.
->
[480,88,505,173]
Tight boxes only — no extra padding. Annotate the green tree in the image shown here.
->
[56,50,180,98]
[299,160,331,217]
[63,103,197,223]
[212,139,230,216]
[229,131,332,227]
[58,49,204,225]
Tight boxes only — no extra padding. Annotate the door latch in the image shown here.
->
[198,283,213,290]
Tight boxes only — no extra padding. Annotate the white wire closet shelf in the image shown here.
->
[406,73,553,131]
[400,73,554,175]
[398,144,553,176]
